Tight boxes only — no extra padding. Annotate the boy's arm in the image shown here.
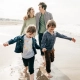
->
[56,32,72,40]
[41,34,47,49]
[41,34,47,52]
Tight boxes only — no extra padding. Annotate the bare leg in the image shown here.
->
[23,67,28,77]
[30,73,34,80]
[42,55,46,66]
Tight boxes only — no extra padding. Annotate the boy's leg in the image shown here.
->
[51,49,55,62]
[45,51,53,78]
[28,56,35,80]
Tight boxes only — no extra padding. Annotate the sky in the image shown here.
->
[0,0,80,24]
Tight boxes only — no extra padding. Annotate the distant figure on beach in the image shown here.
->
[36,2,53,65]
[3,26,40,80]
[20,7,36,35]
[41,20,76,78]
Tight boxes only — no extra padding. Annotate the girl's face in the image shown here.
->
[26,32,34,38]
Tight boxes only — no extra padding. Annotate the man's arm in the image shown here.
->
[50,13,53,20]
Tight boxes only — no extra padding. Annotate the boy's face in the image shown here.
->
[48,26,55,32]
[26,32,34,38]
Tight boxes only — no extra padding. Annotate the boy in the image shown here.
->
[41,20,76,78]
[3,26,40,80]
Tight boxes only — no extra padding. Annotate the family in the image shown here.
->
[3,2,76,80]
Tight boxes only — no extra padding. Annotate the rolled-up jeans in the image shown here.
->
[45,49,55,73]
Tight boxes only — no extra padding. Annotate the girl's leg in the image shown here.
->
[23,67,28,73]
[28,56,35,80]
[30,73,34,80]
[22,58,28,77]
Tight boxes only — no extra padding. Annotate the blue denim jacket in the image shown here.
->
[8,34,40,54]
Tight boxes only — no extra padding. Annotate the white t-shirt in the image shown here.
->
[22,35,34,59]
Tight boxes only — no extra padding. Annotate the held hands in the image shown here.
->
[3,42,9,47]
[71,38,76,42]
[42,48,47,52]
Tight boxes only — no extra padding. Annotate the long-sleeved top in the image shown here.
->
[20,17,36,35]
[41,31,72,50]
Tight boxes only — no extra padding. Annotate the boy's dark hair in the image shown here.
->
[39,2,47,10]
[46,20,56,29]
[27,25,36,33]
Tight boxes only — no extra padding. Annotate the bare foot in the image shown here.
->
[47,73,53,78]
[42,62,46,67]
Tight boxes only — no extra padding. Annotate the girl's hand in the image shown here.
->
[3,42,9,47]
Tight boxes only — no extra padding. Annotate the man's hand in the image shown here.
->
[3,42,9,47]
[42,48,47,52]
[72,38,76,42]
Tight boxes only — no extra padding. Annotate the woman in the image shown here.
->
[20,7,36,35]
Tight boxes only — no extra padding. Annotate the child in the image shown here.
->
[41,20,76,78]
[3,26,40,80]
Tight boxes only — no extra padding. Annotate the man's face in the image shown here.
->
[39,5,44,12]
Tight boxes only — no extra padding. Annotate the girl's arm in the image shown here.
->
[3,36,20,46]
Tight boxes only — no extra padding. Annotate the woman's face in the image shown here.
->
[30,8,35,15]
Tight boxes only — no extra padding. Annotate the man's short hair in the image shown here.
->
[39,2,47,10]
[46,20,56,29]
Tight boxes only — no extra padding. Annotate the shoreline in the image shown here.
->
[0,20,23,25]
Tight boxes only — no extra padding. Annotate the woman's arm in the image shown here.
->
[20,20,26,35]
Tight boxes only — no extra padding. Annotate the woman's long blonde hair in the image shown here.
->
[24,7,35,20]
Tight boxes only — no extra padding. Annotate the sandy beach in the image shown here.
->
[0,25,80,80]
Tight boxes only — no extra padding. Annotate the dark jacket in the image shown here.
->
[41,31,72,50]
[8,34,40,54]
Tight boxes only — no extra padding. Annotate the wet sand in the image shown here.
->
[0,33,80,80]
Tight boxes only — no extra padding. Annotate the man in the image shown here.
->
[36,2,53,65]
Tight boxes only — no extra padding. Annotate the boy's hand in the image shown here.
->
[3,42,9,47]
[71,38,76,42]
[42,48,47,52]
